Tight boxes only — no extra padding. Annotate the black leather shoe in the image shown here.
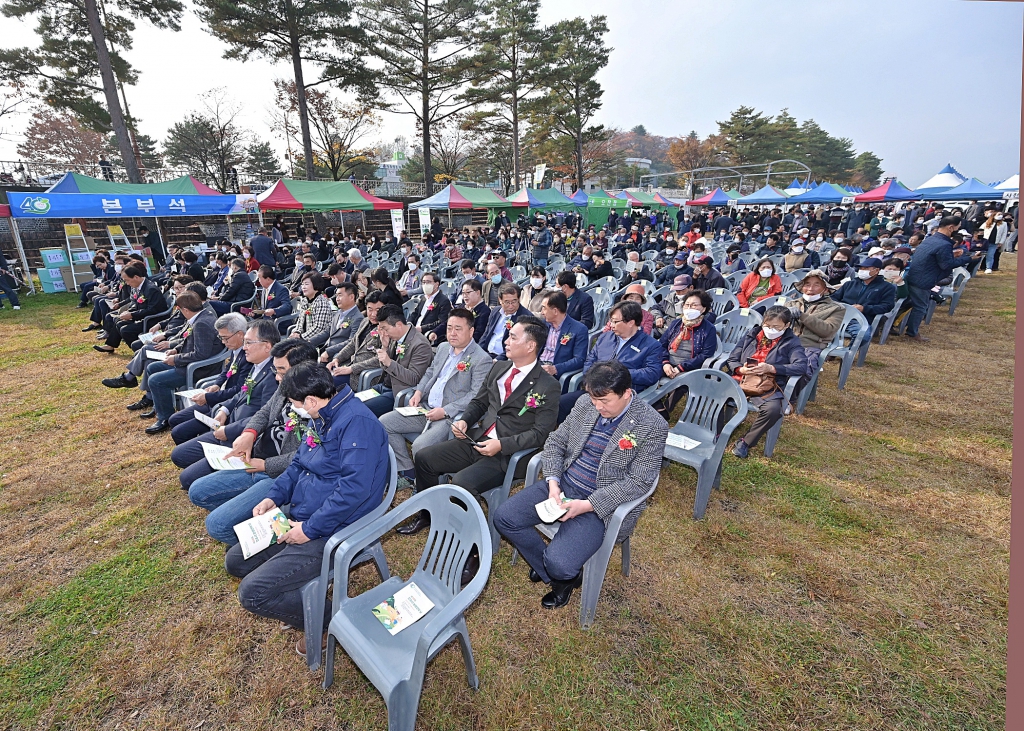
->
[529,568,542,583]
[145,420,170,435]
[93,344,116,353]
[541,573,583,610]
[139,408,157,419]
[460,549,480,588]
[395,510,430,536]
[82,323,100,332]
[103,373,137,389]
[126,396,152,411]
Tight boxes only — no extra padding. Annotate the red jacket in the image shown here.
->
[737,272,782,307]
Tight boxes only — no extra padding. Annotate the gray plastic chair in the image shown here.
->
[820,306,870,390]
[712,308,763,369]
[510,454,660,629]
[301,446,399,672]
[857,297,905,366]
[724,270,745,293]
[876,297,906,346]
[358,367,385,391]
[230,294,256,313]
[275,313,297,336]
[477,448,538,552]
[925,267,970,323]
[322,485,491,731]
[659,369,749,519]
[759,377,800,458]
[708,288,739,316]
[183,348,228,390]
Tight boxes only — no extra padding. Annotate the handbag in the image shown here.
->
[738,370,778,397]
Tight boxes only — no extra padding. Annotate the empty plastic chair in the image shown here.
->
[708,288,740,317]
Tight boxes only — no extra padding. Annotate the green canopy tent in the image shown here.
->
[409,183,524,227]
[584,189,625,227]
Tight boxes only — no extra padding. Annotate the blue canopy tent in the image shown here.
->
[570,189,589,205]
[735,184,790,205]
[924,178,1005,201]
[786,182,856,205]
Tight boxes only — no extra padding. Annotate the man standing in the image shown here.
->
[903,215,970,342]
[494,361,667,609]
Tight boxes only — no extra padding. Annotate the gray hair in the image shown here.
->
[348,248,362,260]
[215,312,247,333]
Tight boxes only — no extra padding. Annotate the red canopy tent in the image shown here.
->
[854,180,919,203]
[0,204,10,218]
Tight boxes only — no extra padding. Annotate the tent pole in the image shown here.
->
[10,218,36,295]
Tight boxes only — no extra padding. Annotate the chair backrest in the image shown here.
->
[768,254,785,268]
[714,307,763,348]
[439,279,459,300]
[833,305,870,347]
[674,369,746,440]
[511,265,527,281]
[750,295,792,314]
[590,288,612,311]
[738,252,758,267]
[403,295,422,318]
[724,270,745,293]
[708,288,739,316]
[416,486,489,596]
[641,250,659,261]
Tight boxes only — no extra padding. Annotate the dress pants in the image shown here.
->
[208,300,232,316]
[378,410,452,472]
[169,404,214,444]
[106,318,144,349]
[189,472,271,544]
[493,480,606,584]
[226,538,328,630]
[90,297,114,324]
[904,284,932,337]
[146,362,187,421]
[414,437,507,495]
[171,431,225,489]
[362,387,394,418]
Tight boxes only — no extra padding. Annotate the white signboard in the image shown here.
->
[534,164,547,186]
[417,208,431,236]
[42,250,65,265]
[390,208,405,238]
[1002,191,1018,201]
[841,196,856,205]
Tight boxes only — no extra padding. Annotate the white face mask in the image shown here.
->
[294,259,303,267]
[759,268,773,278]
[408,262,417,271]
[400,247,409,255]
[293,405,311,419]
[682,308,702,321]
[581,254,590,260]
[490,274,503,284]
[792,246,805,254]
[802,292,822,302]
[114,264,123,273]
[762,327,785,340]
[816,236,824,243]
[857,269,872,280]
[422,282,435,295]
[834,237,845,244]
[530,277,543,289]
[881,269,900,280]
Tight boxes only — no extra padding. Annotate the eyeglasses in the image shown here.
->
[608,318,624,325]
[218,333,240,342]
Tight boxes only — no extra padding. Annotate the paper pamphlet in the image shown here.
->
[354,389,381,402]
[146,349,168,361]
[194,411,221,429]
[395,406,429,417]
[201,442,251,471]
[371,582,435,635]
[176,388,205,402]
[138,332,156,345]
[232,509,291,560]
[666,433,701,450]
[535,492,569,523]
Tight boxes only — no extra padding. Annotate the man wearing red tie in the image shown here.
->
[397,316,560,536]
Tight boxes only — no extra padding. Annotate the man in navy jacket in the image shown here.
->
[558,301,663,421]
[225,362,389,639]
[557,270,595,329]
[250,227,278,268]
[538,291,589,381]
[250,266,293,320]
[904,216,970,341]
[832,257,896,333]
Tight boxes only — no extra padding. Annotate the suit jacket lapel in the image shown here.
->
[598,395,642,465]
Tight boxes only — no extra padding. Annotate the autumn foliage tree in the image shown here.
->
[16,106,109,166]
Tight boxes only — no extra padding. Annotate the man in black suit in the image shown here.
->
[409,271,452,345]
[94,264,166,352]
[460,278,491,343]
[481,283,532,360]
[249,226,278,268]
[399,316,560,536]
[208,258,256,315]
[556,270,595,329]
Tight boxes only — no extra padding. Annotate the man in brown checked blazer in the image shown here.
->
[495,360,667,609]
[399,316,560,537]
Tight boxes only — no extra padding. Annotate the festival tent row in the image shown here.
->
[685,188,739,206]
[257,179,401,211]
[507,186,585,212]
[854,179,919,203]
[735,184,790,206]
[995,174,1019,192]
[923,178,1006,202]
[785,182,855,205]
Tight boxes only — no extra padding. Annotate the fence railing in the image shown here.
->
[0,160,428,198]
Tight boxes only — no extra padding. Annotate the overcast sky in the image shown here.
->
[0,0,1020,187]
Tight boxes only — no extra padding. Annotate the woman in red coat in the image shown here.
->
[737,257,783,307]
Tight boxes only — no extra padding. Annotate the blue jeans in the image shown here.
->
[363,387,394,418]
[189,472,271,544]
[904,284,932,337]
[146,362,186,420]
[985,244,1000,270]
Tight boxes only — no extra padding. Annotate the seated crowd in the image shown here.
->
[78,205,991,656]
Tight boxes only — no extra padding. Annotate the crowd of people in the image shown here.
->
[62,193,1011,657]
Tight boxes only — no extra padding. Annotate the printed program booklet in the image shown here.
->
[201,442,251,471]
[176,388,206,403]
[535,492,569,523]
[666,433,701,450]
[371,582,435,635]
[194,410,221,430]
[146,349,168,361]
[395,406,429,417]
[354,388,381,402]
[138,332,157,345]
[233,508,291,560]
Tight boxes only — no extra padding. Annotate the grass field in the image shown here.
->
[0,260,1012,731]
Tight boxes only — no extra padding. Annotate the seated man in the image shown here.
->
[324,291,384,388]
[480,261,509,307]
[208,257,256,315]
[558,301,664,422]
[378,308,490,489]
[401,317,560,538]
[246,265,292,320]
[691,255,727,292]
[94,264,167,353]
[832,257,896,338]
[537,291,589,382]
[567,244,595,274]
[786,269,846,388]
[170,319,281,487]
[409,271,452,345]
[362,304,432,418]
[188,339,318,544]
[556,271,595,329]
[460,278,491,343]
[309,282,363,351]
[167,313,263,445]
[140,291,220,434]
[654,251,692,286]
[494,361,667,609]
[482,283,532,361]
[225,362,389,655]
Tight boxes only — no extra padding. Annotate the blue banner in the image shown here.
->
[7,192,248,218]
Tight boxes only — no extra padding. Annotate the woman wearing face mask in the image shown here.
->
[288,272,334,342]
[880,258,908,300]
[721,245,747,275]
[242,245,259,273]
[726,305,808,459]
[656,290,717,417]
[369,267,404,308]
[737,258,783,307]
[521,267,549,314]
[823,247,853,286]
[980,207,1008,274]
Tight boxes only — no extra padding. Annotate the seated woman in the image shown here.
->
[726,305,808,459]
[521,267,549,313]
[737,258,783,307]
[369,267,404,308]
[288,272,334,343]
[655,289,717,417]
[823,247,853,286]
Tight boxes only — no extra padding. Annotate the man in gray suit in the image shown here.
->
[378,308,490,487]
[494,360,667,609]
[309,281,363,351]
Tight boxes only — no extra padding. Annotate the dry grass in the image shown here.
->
[0,258,1012,731]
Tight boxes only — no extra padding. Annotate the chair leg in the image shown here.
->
[322,631,337,690]
[579,541,615,629]
[454,618,479,690]
[300,579,325,672]
[837,353,855,390]
[711,460,724,490]
[387,681,424,731]
[362,541,391,581]
[692,462,716,520]
[763,418,783,458]
[924,299,936,325]
[620,537,631,577]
